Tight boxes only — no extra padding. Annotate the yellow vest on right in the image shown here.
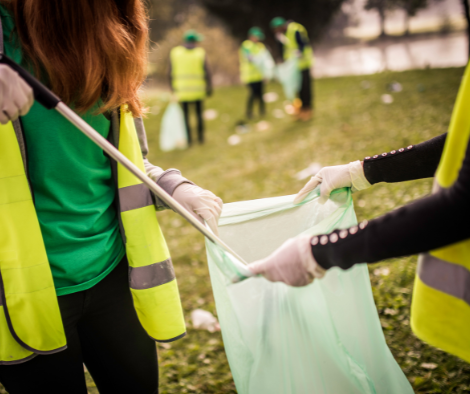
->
[284,22,313,71]
[239,40,265,84]
[411,63,470,363]
[170,46,206,102]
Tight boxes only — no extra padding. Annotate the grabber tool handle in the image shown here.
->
[0,53,252,269]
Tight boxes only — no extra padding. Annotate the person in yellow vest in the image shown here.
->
[0,2,222,393]
[248,64,470,364]
[240,27,267,119]
[169,30,212,146]
[270,17,314,121]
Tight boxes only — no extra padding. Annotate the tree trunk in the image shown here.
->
[379,5,387,37]
[404,13,411,36]
[463,0,470,60]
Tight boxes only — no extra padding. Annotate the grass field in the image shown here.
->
[1,67,469,394]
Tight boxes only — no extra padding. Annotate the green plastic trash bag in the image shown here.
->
[205,188,414,394]
[252,49,275,81]
[159,102,188,152]
[275,58,301,101]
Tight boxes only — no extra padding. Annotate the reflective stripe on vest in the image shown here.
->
[118,106,186,342]
[284,22,313,71]
[171,46,206,102]
[0,121,66,365]
[411,63,470,363]
[239,40,265,84]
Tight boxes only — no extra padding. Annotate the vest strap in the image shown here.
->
[418,253,470,306]
[119,184,153,212]
[129,259,176,290]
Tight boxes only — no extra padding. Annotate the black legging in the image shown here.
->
[246,81,265,118]
[299,69,313,110]
[181,100,204,145]
[0,257,159,394]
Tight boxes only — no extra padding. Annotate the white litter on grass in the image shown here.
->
[381,94,394,104]
[263,92,279,103]
[284,104,296,115]
[294,162,322,180]
[191,309,220,333]
[421,363,438,370]
[236,124,250,134]
[388,82,403,92]
[228,135,241,145]
[273,109,285,119]
[203,109,218,120]
[256,121,270,132]
[374,267,390,276]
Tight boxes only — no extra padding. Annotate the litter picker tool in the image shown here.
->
[0,54,252,277]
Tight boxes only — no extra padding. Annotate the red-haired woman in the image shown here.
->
[0,1,222,393]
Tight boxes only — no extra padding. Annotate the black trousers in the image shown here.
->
[181,100,204,145]
[299,69,313,110]
[0,257,158,394]
[246,81,265,118]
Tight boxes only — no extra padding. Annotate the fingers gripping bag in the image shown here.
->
[205,188,414,394]
[159,102,188,152]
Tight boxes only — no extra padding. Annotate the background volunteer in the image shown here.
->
[239,27,267,119]
[248,64,470,363]
[0,2,222,393]
[270,17,314,121]
[169,30,212,146]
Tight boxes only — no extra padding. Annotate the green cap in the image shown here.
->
[270,17,286,29]
[248,26,265,40]
[183,29,203,42]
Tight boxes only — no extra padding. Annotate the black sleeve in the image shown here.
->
[278,41,284,59]
[168,60,174,92]
[363,133,447,184]
[295,30,305,52]
[312,136,470,270]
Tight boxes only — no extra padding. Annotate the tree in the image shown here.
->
[399,0,444,36]
[463,0,470,60]
[364,0,400,37]
[199,0,347,55]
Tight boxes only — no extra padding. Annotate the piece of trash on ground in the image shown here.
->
[203,109,218,120]
[381,94,393,104]
[373,267,390,276]
[191,309,220,333]
[387,82,402,92]
[256,121,270,132]
[294,162,322,180]
[263,92,279,103]
[284,104,295,115]
[421,363,438,370]
[273,109,285,119]
[228,135,241,146]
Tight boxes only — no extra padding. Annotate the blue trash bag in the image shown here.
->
[275,58,302,101]
[159,102,188,152]
[205,188,414,394]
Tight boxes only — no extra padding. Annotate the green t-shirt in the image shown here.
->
[1,6,125,296]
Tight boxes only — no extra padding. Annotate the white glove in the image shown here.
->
[247,235,325,287]
[0,64,34,124]
[294,160,371,205]
[172,183,223,236]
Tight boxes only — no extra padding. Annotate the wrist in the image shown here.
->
[298,236,326,279]
[348,160,371,191]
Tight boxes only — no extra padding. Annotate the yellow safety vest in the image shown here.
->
[411,63,470,363]
[284,22,313,71]
[239,40,265,84]
[0,106,186,365]
[170,46,206,102]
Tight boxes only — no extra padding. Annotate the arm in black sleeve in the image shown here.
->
[312,136,470,270]
[363,133,447,184]
[295,30,305,52]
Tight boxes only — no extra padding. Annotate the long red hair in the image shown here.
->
[4,0,148,116]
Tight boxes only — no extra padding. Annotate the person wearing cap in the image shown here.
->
[239,27,267,119]
[169,30,212,145]
[270,17,314,121]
